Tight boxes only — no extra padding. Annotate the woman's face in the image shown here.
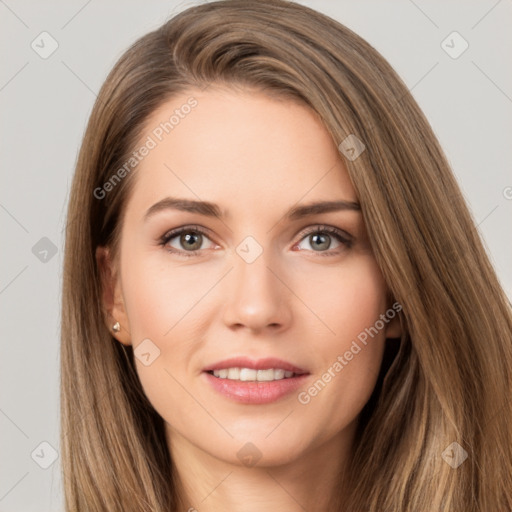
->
[99,85,400,468]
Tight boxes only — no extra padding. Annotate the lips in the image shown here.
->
[202,356,308,375]
[202,356,310,404]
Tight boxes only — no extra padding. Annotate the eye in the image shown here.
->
[159,224,353,258]
[159,225,218,258]
[294,225,353,256]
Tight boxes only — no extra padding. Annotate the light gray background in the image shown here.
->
[1,1,511,510]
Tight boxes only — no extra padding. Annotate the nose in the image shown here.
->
[222,247,292,335]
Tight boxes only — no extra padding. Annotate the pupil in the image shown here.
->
[311,233,330,251]
[182,232,201,250]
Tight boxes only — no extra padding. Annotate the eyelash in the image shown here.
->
[158,224,353,258]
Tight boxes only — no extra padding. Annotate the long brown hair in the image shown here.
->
[61,1,512,510]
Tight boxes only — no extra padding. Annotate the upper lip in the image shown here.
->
[203,357,309,374]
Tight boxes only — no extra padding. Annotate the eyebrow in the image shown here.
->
[144,196,361,223]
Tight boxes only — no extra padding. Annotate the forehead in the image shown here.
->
[125,86,357,220]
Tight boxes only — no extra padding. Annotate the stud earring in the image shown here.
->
[112,321,121,333]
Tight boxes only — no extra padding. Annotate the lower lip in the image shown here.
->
[203,371,310,404]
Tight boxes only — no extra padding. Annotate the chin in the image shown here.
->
[205,429,312,468]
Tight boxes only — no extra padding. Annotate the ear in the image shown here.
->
[384,301,403,339]
[95,246,132,346]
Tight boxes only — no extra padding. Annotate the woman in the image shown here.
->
[60,0,512,510]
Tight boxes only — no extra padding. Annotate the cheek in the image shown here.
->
[295,256,389,428]
[292,253,388,343]
[120,258,200,427]
[119,253,213,411]
[121,255,202,342]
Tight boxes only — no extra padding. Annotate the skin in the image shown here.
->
[97,85,401,511]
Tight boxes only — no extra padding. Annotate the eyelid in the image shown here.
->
[295,224,353,244]
[159,224,218,250]
[160,224,214,241]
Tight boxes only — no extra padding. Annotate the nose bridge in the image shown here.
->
[233,239,278,306]
[223,235,291,331]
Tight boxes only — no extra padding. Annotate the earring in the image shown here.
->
[112,321,121,333]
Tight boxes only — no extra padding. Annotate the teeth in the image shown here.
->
[227,368,240,379]
[211,367,297,381]
[240,368,257,381]
[258,369,281,381]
